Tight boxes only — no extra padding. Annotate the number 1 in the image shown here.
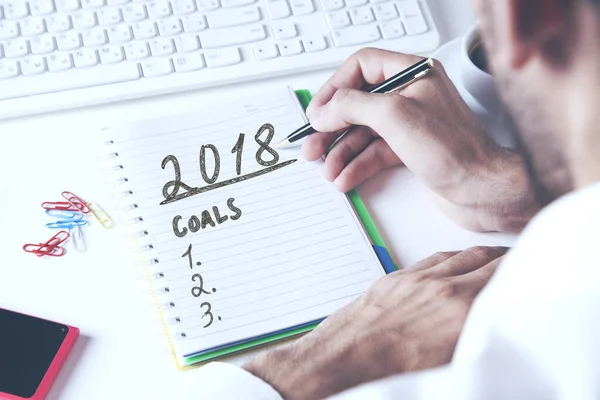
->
[182,244,193,269]
[231,133,245,176]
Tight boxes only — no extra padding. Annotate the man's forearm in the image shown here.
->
[433,148,540,233]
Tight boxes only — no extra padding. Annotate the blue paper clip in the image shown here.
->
[45,210,84,221]
[46,220,88,229]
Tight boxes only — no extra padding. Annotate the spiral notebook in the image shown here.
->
[102,87,394,369]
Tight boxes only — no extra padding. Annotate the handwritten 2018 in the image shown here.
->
[159,123,296,206]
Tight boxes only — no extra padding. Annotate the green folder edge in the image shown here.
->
[184,89,395,366]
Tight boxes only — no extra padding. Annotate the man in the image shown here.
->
[195,0,600,398]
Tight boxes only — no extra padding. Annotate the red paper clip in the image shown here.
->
[61,191,90,214]
[23,243,66,257]
[23,231,70,257]
[41,201,80,211]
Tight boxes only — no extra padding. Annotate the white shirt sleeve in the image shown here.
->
[193,182,600,400]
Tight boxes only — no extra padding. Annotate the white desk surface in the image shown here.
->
[0,2,514,399]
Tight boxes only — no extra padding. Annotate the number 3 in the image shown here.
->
[200,302,214,328]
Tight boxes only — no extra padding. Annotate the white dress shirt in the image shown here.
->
[193,181,600,400]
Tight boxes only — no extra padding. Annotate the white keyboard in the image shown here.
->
[0,0,439,119]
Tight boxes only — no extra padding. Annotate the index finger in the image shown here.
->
[306,48,424,118]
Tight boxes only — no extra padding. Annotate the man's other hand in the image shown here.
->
[244,246,508,399]
[302,48,539,232]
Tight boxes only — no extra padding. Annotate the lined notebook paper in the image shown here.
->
[102,87,385,366]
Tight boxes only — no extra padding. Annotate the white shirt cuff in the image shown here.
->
[192,362,284,400]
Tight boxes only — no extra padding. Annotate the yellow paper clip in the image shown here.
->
[87,202,114,229]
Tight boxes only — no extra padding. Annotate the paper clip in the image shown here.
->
[42,201,80,211]
[45,210,84,221]
[46,220,88,229]
[62,191,90,214]
[87,202,114,229]
[23,231,70,257]
[69,226,86,253]
[23,243,66,257]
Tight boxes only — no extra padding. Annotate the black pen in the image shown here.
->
[275,57,435,149]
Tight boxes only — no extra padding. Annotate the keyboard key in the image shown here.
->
[158,17,182,35]
[290,0,314,15]
[350,7,374,24]
[0,60,19,79]
[380,19,404,39]
[46,14,72,33]
[0,63,140,99]
[141,57,173,76]
[81,0,106,8]
[373,3,397,21]
[133,21,157,39]
[402,14,427,34]
[107,0,130,4]
[200,24,265,48]
[4,39,29,58]
[122,4,147,22]
[302,35,326,52]
[98,7,123,25]
[278,39,302,56]
[57,31,82,50]
[173,52,204,71]
[0,21,19,39]
[148,1,172,18]
[82,27,107,46]
[56,0,81,12]
[206,7,261,28]
[266,0,290,19]
[204,47,241,67]
[397,0,427,34]
[125,41,149,59]
[47,52,73,71]
[4,2,29,19]
[331,24,380,46]
[182,14,207,32]
[273,23,296,40]
[369,0,388,3]
[345,0,367,6]
[174,34,199,52]
[107,25,132,42]
[20,55,47,75]
[396,0,420,16]
[30,0,55,15]
[30,35,55,54]
[196,0,220,11]
[321,0,343,11]
[72,10,97,29]
[222,0,255,7]
[172,0,197,14]
[99,45,124,63]
[20,18,46,36]
[253,42,278,60]
[150,37,174,55]
[326,11,350,29]
[73,48,98,67]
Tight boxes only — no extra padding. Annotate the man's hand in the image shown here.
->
[244,246,508,399]
[302,48,539,232]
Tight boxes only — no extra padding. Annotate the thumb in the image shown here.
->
[308,88,404,137]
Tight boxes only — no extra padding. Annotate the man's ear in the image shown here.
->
[503,0,571,69]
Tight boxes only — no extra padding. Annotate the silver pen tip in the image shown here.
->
[275,138,291,149]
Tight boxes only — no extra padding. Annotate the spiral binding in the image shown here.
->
[103,137,187,360]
